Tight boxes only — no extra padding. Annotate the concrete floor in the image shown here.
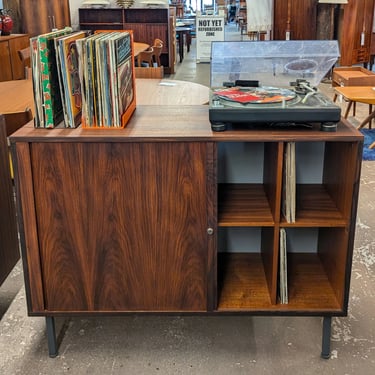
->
[1,24,375,374]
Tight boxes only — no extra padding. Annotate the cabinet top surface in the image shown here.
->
[10,106,363,143]
[0,34,29,41]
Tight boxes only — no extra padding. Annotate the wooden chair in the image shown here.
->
[1,109,33,178]
[136,47,154,67]
[153,38,164,47]
[152,43,163,67]
[17,47,31,79]
[134,66,164,79]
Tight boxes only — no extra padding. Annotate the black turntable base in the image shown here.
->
[209,81,341,132]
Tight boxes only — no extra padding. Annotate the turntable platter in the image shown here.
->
[213,86,297,105]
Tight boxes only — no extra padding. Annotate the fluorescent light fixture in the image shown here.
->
[82,0,110,6]
[318,0,348,4]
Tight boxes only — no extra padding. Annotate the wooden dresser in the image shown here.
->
[0,34,29,81]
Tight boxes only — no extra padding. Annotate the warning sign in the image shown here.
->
[196,16,225,63]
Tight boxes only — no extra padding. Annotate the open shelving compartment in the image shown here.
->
[278,140,360,312]
[216,141,282,311]
[215,137,361,314]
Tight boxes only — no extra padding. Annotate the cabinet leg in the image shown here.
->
[321,316,332,359]
[46,316,58,358]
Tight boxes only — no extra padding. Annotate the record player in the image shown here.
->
[209,40,341,131]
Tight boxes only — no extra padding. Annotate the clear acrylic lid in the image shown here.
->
[210,40,340,88]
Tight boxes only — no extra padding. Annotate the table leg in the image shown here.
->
[321,316,332,359]
[369,105,373,129]
[357,109,375,130]
[186,31,191,53]
[178,32,184,63]
[344,100,353,119]
[46,316,58,358]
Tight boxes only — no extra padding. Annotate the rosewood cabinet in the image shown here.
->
[10,106,362,358]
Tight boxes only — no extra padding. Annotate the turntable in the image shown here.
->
[209,40,341,132]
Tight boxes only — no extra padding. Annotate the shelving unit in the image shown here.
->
[78,7,175,74]
[10,106,362,358]
[216,138,360,314]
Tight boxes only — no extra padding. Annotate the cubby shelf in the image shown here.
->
[282,184,348,227]
[217,253,342,312]
[218,184,274,226]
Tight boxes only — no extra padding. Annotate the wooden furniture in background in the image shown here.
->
[79,7,175,74]
[133,42,150,57]
[176,26,192,63]
[10,105,362,358]
[152,39,163,67]
[370,31,375,70]
[17,46,31,79]
[334,86,375,133]
[136,47,154,67]
[135,67,164,79]
[0,34,30,82]
[2,109,33,178]
[332,67,375,87]
[273,0,317,40]
[0,78,34,113]
[332,67,375,122]
[0,109,33,285]
[337,0,375,66]
[19,0,71,37]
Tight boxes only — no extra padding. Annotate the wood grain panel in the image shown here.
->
[20,0,71,37]
[13,142,45,312]
[318,228,348,308]
[273,0,317,40]
[339,0,375,65]
[31,142,209,312]
[323,142,358,221]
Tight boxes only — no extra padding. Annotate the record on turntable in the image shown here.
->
[209,40,341,132]
[213,86,297,104]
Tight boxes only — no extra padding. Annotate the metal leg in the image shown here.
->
[321,316,332,359]
[46,316,58,358]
